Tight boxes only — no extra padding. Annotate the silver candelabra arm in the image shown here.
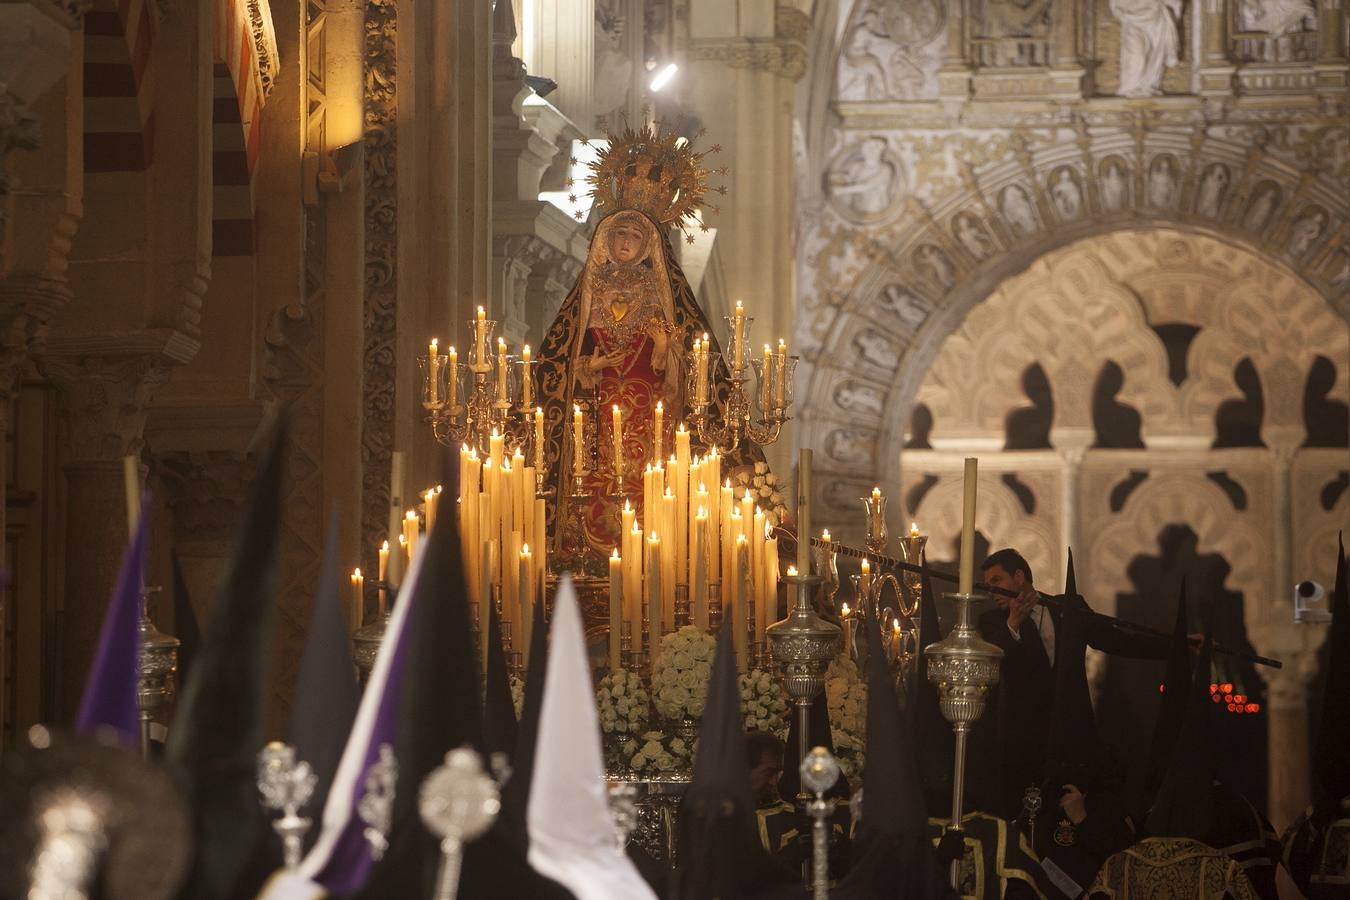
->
[419,747,503,900]
[256,742,318,870]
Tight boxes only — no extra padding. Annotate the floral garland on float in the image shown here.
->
[650,625,716,722]
[739,668,789,736]
[597,668,651,770]
[624,730,695,778]
[825,656,867,781]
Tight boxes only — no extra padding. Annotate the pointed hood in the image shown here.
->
[170,551,202,692]
[1144,630,1215,840]
[838,611,948,899]
[74,497,150,747]
[355,474,485,899]
[526,576,658,900]
[499,596,551,850]
[1130,581,1192,818]
[167,413,286,900]
[674,615,784,900]
[913,567,952,815]
[1043,550,1099,784]
[484,595,519,761]
[287,512,361,839]
[1315,533,1349,803]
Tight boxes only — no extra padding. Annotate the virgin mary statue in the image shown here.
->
[535,124,742,572]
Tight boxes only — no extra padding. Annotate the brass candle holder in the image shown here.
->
[767,573,840,796]
[924,590,1002,887]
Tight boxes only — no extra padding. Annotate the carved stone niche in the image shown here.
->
[155,450,257,546]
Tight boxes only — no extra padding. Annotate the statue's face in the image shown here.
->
[608,222,646,263]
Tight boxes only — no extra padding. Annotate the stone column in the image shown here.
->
[937,0,971,100]
[533,0,595,128]
[1198,0,1236,95]
[1048,0,1086,97]
[45,355,167,718]
[1319,0,1345,62]
[1250,623,1329,831]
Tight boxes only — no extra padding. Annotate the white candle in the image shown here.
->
[734,534,749,671]
[733,301,746,371]
[761,343,773,412]
[533,407,545,476]
[693,507,708,629]
[496,338,509,402]
[612,404,624,482]
[960,457,978,594]
[796,449,812,575]
[573,404,585,478]
[520,344,533,408]
[388,450,406,588]
[448,346,459,409]
[428,338,440,404]
[647,531,663,662]
[774,338,787,408]
[475,305,487,366]
[653,401,664,466]
[351,568,364,629]
[609,549,623,671]
[122,455,140,537]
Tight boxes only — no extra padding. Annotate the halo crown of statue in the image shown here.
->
[578,120,727,241]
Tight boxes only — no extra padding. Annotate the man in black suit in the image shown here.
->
[974,549,1169,820]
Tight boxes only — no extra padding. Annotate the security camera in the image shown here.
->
[1294,580,1331,624]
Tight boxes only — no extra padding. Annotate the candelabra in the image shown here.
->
[419,747,503,900]
[420,312,545,491]
[924,591,1003,888]
[256,742,318,870]
[137,586,180,758]
[687,310,797,455]
[767,572,840,797]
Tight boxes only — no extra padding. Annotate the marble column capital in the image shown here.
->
[40,351,172,463]
[1249,619,1330,710]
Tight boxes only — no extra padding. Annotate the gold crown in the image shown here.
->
[572,120,727,242]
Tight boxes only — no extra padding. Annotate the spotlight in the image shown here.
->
[649,63,678,93]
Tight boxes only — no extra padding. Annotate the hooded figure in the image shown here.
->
[1282,533,1350,898]
[1124,581,1193,824]
[483,596,520,763]
[1089,632,1260,898]
[835,611,951,899]
[1034,553,1132,897]
[673,616,799,900]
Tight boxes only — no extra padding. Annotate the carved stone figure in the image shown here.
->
[1288,207,1327,255]
[836,5,943,101]
[1195,164,1230,218]
[593,1,633,127]
[835,381,884,415]
[1050,168,1083,220]
[1100,159,1130,211]
[827,137,901,222]
[975,0,1052,65]
[914,244,956,290]
[1111,0,1183,98]
[878,283,932,330]
[1000,184,1039,237]
[826,429,873,465]
[953,213,995,260]
[1240,0,1315,35]
[1244,183,1280,231]
[1148,155,1177,208]
[854,331,901,369]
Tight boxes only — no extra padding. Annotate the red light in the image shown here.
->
[1210,683,1219,693]
[1245,703,1259,713]
[1224,694,1234,702]
[1234,694,1245,704]
[1221,683,1234,694]
[1158,684,1166,693]
[1227,703,1237,711]
[1212,695,1222,703]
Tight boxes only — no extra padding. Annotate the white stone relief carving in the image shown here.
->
[827,428,875,465]
[1000,184,1040,236]
[826,137,904,224]
[836,1,945,101]
[1049,167,1083,220]
[593,1,633,127]
[914,243,957,290]
[953,212,996,260]
[1147,155,1178,208]
[1099,158,1131,211]
[1243,181,1281,231]
[1239,0,1315,36]
[1195,163,1230,218]
[878,283,933,331]
[1287,207,1327,256]
[1110,0,1184,97]
[854,330,901,369]
[835,381,885,415]
[973,0,1053,66]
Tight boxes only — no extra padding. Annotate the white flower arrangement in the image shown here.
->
[738,668,789,736]
[624,729,694,777]
[596,668,650,737]
[650,625,717,721]
[825,656,868,781]
[732,462,789,527]
[509,674,525,719]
